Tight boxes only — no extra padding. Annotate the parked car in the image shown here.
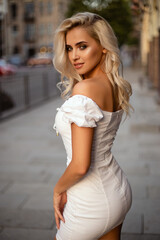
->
[0,59,17,76]
[9,54,23,66]
[27,53,53,67]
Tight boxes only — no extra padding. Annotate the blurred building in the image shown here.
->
[0,0,8,57]
[0,0,70,63]
[132,0,160,98]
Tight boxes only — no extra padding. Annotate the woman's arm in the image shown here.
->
[54,81,96,194]
[53,81,97,228]
[54,124,94,194]
[53,123,94,228]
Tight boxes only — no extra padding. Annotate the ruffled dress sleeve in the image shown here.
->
[60,95,103,127]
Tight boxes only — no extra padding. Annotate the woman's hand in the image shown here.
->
[53,190,67,229]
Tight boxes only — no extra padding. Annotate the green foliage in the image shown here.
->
[66,0,134,47]
[127,35,139,46]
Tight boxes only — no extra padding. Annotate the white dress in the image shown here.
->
[53,94,132,240]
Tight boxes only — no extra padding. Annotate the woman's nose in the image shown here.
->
[72,49,80,61]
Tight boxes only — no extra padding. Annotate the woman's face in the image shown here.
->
[66,27,105,78]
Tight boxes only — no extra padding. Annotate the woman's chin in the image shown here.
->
[76,69,86,75]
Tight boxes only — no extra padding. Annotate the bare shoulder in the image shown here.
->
[72,78,101,99]
[72,77,114,111]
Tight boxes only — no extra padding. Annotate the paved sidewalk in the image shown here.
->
[0,67,160,240]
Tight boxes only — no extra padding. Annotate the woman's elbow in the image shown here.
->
[77,166,89,176]
[71,158,90,176]
[73,163,90,176]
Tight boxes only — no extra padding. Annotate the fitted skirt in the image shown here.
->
[56,159,132,240]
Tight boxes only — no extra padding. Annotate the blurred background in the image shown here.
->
[0,0,160,119]
[0,1,160,240]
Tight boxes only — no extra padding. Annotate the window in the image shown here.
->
[12,25,18,36]
[24,2,35,19]
[47,0,53,15]
[25,24,35,41]
[28,48,35,57]
[11,3,18,19]
[13,46,19,54]
[13,25,18,31]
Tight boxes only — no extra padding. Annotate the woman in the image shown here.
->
[53,12,133,240]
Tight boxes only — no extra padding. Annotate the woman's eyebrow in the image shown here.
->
[75,41,88,46]
[66,41,88,47]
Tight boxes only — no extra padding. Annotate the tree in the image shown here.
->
[66,0,133,47]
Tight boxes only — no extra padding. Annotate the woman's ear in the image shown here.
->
[102,49,107,54]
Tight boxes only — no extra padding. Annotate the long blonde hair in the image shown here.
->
[53,12,134,117]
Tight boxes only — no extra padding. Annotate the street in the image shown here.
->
[0,66,160,240]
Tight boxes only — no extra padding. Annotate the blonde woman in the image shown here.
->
[53,12,133,240]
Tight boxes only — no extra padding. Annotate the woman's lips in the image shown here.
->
[74,63,84,69]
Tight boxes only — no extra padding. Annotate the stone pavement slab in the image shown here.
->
[148,185,160,199]
[5,183,53,195]
[0,182,10,193]
[0,209,54,229]
[0,228,56,240]
[144,214,160,234]
[22,194,53,210]
[121,234,160,240]
[0,193,28,208]
[122,210,142,234]
[0,170,48,183]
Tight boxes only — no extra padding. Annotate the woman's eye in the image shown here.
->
[66,46,72,52]
[79,45,87,50]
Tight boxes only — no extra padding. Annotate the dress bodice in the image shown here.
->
[53,95,123,167]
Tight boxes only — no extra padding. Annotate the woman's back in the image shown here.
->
[72,74,121,113]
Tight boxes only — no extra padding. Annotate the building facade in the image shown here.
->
[0,0,70,62]
[132,0,160,98]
